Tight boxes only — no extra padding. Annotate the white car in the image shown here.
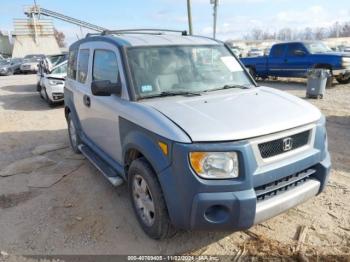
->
[247,48,264,57]
[20,54,45,74]
[39,61,67,106]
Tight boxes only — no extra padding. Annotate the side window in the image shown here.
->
[93,49,119,83]
[77,49,90,83]
[270,45,285,57]
[67,49,78,79]
[287,44,305,56]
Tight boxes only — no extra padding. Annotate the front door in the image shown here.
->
[284,43,311,77]
[74,41,128,164]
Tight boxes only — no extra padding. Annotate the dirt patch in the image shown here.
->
[0,191,38,209]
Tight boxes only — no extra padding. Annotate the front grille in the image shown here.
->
[258,130,310,159]
[255,168,316,202]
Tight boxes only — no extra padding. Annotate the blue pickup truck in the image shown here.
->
[241,41,350,84]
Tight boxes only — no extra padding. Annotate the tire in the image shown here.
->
[128,158,175,239]
[36,82,41,92]
[336,75,350,84]
[67,113,81,154]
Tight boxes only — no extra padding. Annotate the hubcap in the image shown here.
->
[132,175,155,226]
[69,119,77,146]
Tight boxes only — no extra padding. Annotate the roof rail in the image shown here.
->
[101,29,188,36]
[85,33,102,38]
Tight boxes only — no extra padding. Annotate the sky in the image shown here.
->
[0,0,349,44]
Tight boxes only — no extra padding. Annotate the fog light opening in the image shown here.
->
[204,205,230,223]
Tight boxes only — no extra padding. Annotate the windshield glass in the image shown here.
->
[305,42,332,54]
[51,62,67,74]
[127,45,252,99]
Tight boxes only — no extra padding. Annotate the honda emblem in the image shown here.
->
[283,137,293,151]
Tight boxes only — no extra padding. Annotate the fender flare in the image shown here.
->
[122,129,172,178]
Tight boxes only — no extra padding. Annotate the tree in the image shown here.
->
[314,27,327,40]
[277,28,292,41]
[54,28,66,48]
[251,28,263,40]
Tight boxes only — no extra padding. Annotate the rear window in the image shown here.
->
[270,45,285,57]
[77,49,90,83]
[67,49,78,79]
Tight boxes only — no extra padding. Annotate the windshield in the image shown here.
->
[127,45,252,99]
[305,42,332,54]
[51,62,67,74]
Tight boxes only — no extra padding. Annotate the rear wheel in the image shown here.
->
[336,75,350,84]
[128,158,174,239]
[67,113,81,154]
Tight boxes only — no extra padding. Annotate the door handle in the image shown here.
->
[83,95,91,107]
[284,58,288,63]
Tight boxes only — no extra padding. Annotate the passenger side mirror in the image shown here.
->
[295,50,306,56]
[91,80,121,96]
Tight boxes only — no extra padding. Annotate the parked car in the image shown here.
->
[343,46,350,54]
[37,53,68,89]
[39,60,67,106]
[65,30,330,239]
[0,58,23,76]
[247,48,264,57]
[241,41,350,84]
[20,54,45,74]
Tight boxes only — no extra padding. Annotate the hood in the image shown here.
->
[46,72,66,79]
[141,87,321,142]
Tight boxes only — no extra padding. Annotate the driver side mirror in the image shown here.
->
[91,80,121,96]
[294,50,306,56]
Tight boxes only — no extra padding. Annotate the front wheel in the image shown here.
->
[128,158,174,239]
[336,75,350,84]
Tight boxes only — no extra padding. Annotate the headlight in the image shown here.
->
[49,79,64,85]
[189,152,239,179]
[342,57,350,67]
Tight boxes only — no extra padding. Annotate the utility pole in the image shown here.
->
[211,0,219,39]
[187,0,193,35]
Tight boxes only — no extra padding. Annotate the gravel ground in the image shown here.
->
[0,75,349,260]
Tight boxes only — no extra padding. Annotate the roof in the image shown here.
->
[108,34,220,47]
[70,32,221,50]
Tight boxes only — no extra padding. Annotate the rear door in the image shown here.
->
[284,43,311,77]
[75,41,128,163]
[267,44,287,77]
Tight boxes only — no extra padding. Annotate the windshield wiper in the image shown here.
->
[142,91,202,99]
[204,84,251,93]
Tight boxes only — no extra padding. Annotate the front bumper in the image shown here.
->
[45,82,65,102]
[158,121,331,230]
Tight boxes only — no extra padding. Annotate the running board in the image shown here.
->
[78,144,124,187]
